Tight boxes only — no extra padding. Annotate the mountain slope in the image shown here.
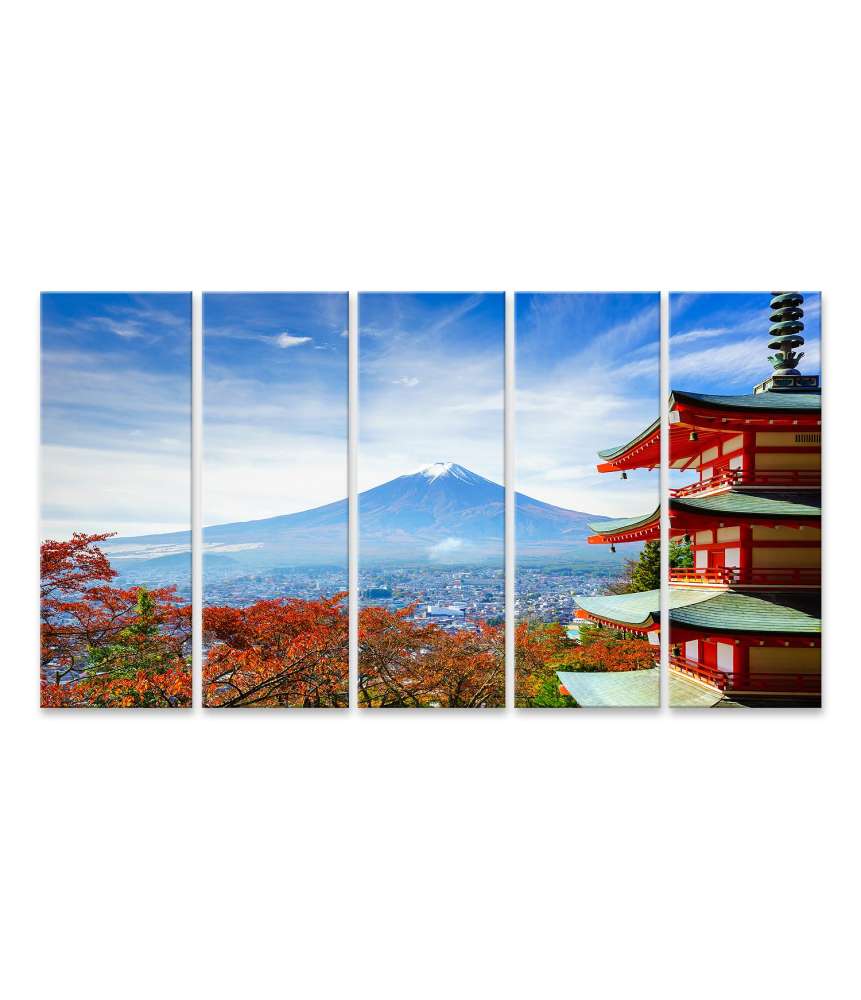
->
[102,462,622,571]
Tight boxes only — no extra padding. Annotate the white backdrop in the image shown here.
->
[2,3,858,998]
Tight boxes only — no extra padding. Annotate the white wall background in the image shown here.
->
[2,3,858,999]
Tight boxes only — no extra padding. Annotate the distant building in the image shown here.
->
[426,604,466,618]
[362,587,392,599]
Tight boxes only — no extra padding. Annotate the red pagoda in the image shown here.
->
[572,292,821,706]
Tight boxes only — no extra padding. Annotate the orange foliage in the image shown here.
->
[514,620,572,704]
[203,594,348,707]
[515,620,655,706]
[358,604,504,708]
[568,635,656,673]
[40,533,192,708]
[202,598,504,708]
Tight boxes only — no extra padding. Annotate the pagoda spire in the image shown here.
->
[768,291,805,375]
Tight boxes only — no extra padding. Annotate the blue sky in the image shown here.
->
[204,293,348,523]
[41,293,190,539]
[670,291,821,393]
[516,293,660,517]
[359,292,505,488]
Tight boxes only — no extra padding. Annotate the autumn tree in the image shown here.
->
[203,594,348,707]
[567,622,655,672]
[515,621,577,707]
[358,605,504,708]
[40,532,191,708]
[515,617,657,707]
[41,531,118,683]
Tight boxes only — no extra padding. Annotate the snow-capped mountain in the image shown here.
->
[102,462,616,573]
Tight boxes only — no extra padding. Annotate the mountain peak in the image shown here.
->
[414,462,483,485]
[416,461,455,481]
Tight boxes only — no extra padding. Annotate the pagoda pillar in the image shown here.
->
[733,641,749,687]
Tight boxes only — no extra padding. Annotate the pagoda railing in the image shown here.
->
[669,566,820,587]
[669,654,820,694]
[670,467,820,498]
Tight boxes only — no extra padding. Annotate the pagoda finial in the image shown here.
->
[767,291,805,375]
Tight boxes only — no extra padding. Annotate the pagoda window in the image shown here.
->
[684,639,699,662]
[695,530,713,545]
[722,434,743,455]
[724,547,741,569]
[701,446,719,465]
[716,642,734,674]
[695,549,709,569]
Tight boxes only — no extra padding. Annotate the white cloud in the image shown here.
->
[428,537,463,560]
[669,327,729,346]
[671,336,821,382]
[275,333,312,348]
[392,376,420,387]
[41,444,190,540]
[97,318,146,340]
[514,300,660,516]
[204,542,263,553]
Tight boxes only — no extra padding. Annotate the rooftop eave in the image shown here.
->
[587,506,661,544]
[596,418,660,472]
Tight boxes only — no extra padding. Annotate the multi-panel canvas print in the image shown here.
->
[40,293,192,707]
[39,289,823,712]
[667,292,821,707]
[202,293,349,707]
[515,293,661,707]
[358,293,505,707]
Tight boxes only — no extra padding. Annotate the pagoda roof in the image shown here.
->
[597,416,660,462]
[575,587,821,635]
[556,668,659,707]
[574,587,708,628]
[587,506,660,542]
[670,388,821,413]
[670,591,821,635]
[671,490,821,521]
[575,588,661,628]
[595,386,820,473]
[588,490,820,545]
[556,667,736,707]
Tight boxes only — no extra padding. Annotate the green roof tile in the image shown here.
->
[670,388,821,412]
[596,388,820,462]
[587,506,660,535]
[669,592,821,634]
[574,587,712,627]
[597,416,659,461]
[576,588,820,635]
[556,669,659,707]
[671,490,821,519]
